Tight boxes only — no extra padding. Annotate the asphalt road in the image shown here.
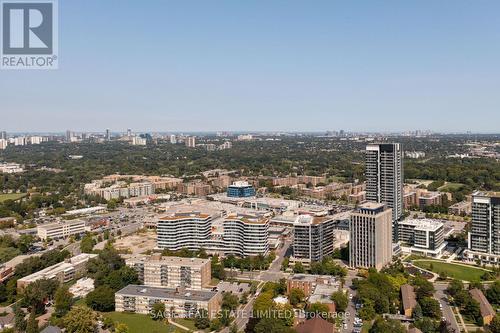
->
[435,283,461,333]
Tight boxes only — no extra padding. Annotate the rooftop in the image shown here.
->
[116,284,218,302]
[296,317,336,333]
[469,288,495,318]
[401,284,417,311]
[126,254,210,267]
[294,215,333,225]
[473,191,500,199]
[358,202,386,210]
[18,253,97,283]
[399,218,443,232]
[37,219,86,229]
[159,212,212,221]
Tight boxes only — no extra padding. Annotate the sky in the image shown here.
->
[1,0,500,133]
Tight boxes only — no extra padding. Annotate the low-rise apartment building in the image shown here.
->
[37,220,86,240]
[115,285,221,319]
[398,219,446,257]
[126,254,211,290]
[17,253,97,289]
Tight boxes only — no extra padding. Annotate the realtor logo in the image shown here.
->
[1,0,58,69]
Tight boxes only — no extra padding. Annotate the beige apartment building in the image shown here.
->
[115,285,221,319]
[126,254,211,290]
[17,253,97,289]
[37,220,86,240]
[349,202,393,270]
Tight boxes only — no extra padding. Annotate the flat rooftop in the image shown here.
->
[18,253,97,283]
[358,202,386,210]
[126,254,210,267]
[473,191,500,199]
[159,212,212,220]
[116,284,218,302]
[399,218,443,232]
[37,220,86,229]
[294,215,333,225]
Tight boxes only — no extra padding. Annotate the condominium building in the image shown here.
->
[0,139,8,150]
[398,219,445,257]
[227,181,255,198]
[126,254,211,290]
[349,202,392,270]
[185,136,196,148]
[131,136,147,146]
[466,191,500,264]
[17,253,97,289]
[84,180,154,201]
[156,212,270,256]
[115,285,221,319]
[292,215,335,264]
[223,214,269,256]
[157,213,212,251]
[365,143,403,241]
[37,220,86,240]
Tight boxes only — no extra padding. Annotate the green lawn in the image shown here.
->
[175,318,210,332]
[438,182,465,192]
[0,193,26,203]
[105,312,186,333]
[412,260,490,282]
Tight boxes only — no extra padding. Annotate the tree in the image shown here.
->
[289,288,305,307]
[306,302,330,319]
[194,309,210,329]
[281,257,289,271]
[369,318,406,333]
[104,266,139,291]
[464,299,482,325]
[359,301,376,320]
[54,285,73,317]
[222,292,239,311]
[26,311,38,333]
[488,314,500,333]
[80,233,95,253]
[14,305,27,333]
[229,323,238,333]
[446,279,464,298]
[253,292,275,317]
[63,306,97,333]
[486,280,500,306]
[413,277,435,299]
[414,317,438,333]
[86,285,115,312]
[412,303,423,321]
[151,302,165,320]
[330,291,348,312]
[293,262,305,274]
[420,297,441,319]
[23,278,59,314]
[114,323,130,333]
[254,318,296,333]
[276,278,287,295]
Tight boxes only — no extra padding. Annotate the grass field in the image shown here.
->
[438,182,465,192]
[105,312,186,333]
[413,260,490,282]
[175,318,210,332]
[0,193,26,203]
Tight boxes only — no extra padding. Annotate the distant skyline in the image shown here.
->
[2,1,500,133]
